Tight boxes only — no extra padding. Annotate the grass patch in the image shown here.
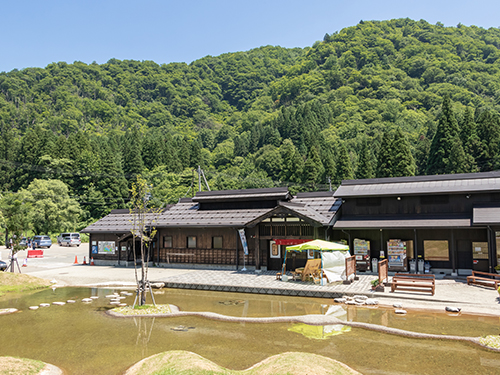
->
[114,304,172,316]
[479,335,500,349]
[0,356,46,375]
[0,273,51,297]
[125,351,361,375]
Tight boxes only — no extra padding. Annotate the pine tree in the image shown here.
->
[459,107,480,172]
[356,138,374,179]
[335,143,353,184]
[426,96,464,175]
[375,131,393,178]
[391,128,416,177]
[304,146,324,189]
[476,109,500,171]
[122,126,144,182]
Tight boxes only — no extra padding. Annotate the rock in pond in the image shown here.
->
[393,303,403,308]
[395,309,407,314]
[52,302,66,306]
[39,303,50,307]
[445,306,461,313]
[29,306,39,310]
[0,308,18,315]
[353,295,368,300]
[345,300,357,305]
[81,298,92,303]
[334,298,346,303]
[151,282,165,289]
[90,296,99,299]
[67,300,76,303]
[365,299,379,305]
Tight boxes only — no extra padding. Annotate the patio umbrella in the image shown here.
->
[282,240,349,282]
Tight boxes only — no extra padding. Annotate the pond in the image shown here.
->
[0,287,499,375]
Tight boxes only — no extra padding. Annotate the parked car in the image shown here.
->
[58,233,81,247]
[33,235,52,249]
[0,260,7,271]
[19,237,27,248]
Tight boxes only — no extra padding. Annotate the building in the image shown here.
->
[331,170,500,275]
[81,171,500,275]
[81,188,339,271]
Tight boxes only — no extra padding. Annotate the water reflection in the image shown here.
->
[0,287,498,375]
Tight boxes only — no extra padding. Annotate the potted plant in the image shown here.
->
[494,265,500,274]
[371,279,384,292]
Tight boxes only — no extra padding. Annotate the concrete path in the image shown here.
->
[3,244,500,316]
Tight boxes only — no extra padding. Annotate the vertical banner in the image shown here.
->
[238,229,249,255]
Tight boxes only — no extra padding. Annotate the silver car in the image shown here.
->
[33,235,52,248]
[60,233,81,247]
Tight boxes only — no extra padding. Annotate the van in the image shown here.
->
[33,235,52,249]
[58,233,81,247]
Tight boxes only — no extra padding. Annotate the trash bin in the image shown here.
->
[424,261,431,274]
[371,258,378,273]
[409,259,416,273]
[418,259,425,274]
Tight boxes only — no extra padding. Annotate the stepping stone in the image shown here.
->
[445,306,461,313]
[353,295,368,300]
[81,298,92,303]
[67,300,76,303]
[90,296,99,299]
[29,306,39,310]
[105,295,116,298]
[393,303,403,308]
[109,301,120,305]
[52,302,66,306]
[365,299,379,305]
[395,309,407,314]
[118,303,127,307]
[0,308,18,314]
[345,300,357,305]
[334,298,346,303]
[39,303,50,307]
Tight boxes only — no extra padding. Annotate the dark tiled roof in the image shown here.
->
[193,187,291,202]
[81,212,163,233]
[82,192,341,231]
[334,171,500,198]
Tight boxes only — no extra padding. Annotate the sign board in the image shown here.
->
[238,229,248,255]
[98,241,116,255]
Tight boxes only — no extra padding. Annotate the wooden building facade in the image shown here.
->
[81,171,500,274]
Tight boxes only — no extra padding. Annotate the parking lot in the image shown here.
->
[0,243,194,286]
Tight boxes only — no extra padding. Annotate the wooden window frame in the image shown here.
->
[212,236,223,249]
[187,236,197,249]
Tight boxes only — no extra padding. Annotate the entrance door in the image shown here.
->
[268,240,282,271]
[456,240,473,275]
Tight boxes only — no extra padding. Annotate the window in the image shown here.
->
[472,242,489,260]
[163,236,172,248]
[424,240,449,261]
[187,236,196,248]
[212,236,223,249]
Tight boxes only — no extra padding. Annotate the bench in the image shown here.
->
[391,273,435,296]
[467,271,500,289]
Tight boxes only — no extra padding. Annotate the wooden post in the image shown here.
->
[255,228,260,271]
[235,229,239,271]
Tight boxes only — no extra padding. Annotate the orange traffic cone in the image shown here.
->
[74,255,78,264]
[90,257,95,266]
[83,256,87,265]
[22,258,27,267]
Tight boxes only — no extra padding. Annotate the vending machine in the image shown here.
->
[353,238,370,271]
[386,239,411,272]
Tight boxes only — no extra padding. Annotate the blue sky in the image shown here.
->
[2,0,500,72]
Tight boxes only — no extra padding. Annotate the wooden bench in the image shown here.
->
[467,271,500,289]
[391,273,435,296]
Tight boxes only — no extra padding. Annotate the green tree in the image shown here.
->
[426,96,464,175]
[391,128,416,177]
[356,138,374,179]
[376,131,394,178]
[0,191,32,260]
[335,143,353,184]
[24,179,82,234]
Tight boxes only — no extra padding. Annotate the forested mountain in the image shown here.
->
[1,18,500,229]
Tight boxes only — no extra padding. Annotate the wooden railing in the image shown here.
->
[378,259,388,285]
